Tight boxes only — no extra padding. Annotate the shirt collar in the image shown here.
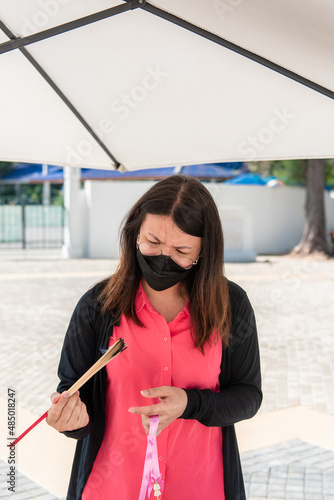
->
[135,281,155,314]
[135,282,190,317]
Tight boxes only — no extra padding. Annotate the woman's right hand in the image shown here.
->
[46,390,89,432]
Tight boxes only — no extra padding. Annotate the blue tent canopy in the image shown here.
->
[119,167,176,179]
[180,163,244,178]
[224,173,267,185]
[1,162,246,183]
[0,163,63,183]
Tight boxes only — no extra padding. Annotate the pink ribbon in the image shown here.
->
[139,415,164,500]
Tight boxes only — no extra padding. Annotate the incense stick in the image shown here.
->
[9,338,127,448]
[66,338,127,396]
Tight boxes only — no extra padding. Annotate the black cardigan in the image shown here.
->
[57,280,262,500]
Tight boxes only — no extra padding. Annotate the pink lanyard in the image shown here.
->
[139,415,164,500]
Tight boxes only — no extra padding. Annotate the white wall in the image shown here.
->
[84,180,155,259]
[209,184,306,254]
[74,180,334,259]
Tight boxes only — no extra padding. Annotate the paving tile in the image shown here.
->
[242,440,334,499]
[0,492,33,500]
[0,458,57,500]
[33,495,59,500]
[285,494,305,500]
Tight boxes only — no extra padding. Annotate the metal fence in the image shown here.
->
[0,203,64,249]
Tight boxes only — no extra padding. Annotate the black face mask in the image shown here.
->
[136,250,194,291]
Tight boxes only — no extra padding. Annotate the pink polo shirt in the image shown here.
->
[82,283,225,499]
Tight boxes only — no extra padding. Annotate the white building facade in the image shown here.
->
[62,175,334,261]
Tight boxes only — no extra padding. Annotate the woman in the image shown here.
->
[47,175,262,500]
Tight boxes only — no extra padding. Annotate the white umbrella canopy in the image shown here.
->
[0,0,334,171]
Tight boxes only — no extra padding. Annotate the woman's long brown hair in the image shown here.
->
[99,175,231,351]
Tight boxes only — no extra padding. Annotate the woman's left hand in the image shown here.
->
[128,386,188,436]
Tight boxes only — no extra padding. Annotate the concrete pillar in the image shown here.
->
[62,166,84,258]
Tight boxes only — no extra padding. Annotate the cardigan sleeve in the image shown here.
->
[181,281,262,427]
[56,282,110,440]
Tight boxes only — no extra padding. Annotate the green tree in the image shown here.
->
[250,159,334,187]
[325,159,334,188]
[293,159,330,255]
[0,163,63,205]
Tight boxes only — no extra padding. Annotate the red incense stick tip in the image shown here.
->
[8,411,48,448]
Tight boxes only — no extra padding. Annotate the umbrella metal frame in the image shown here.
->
[1,0,334,169]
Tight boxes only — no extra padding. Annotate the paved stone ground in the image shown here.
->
[1,250,334,499]
[242,440,334,500]
[0,457,57,499]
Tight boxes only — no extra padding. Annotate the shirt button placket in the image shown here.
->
[158,326,170,484]
[161,326,171,387]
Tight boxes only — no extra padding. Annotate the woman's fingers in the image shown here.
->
[141,414,150,434]
[128,402,162,416]
[50,392,60,403]
[129,386,188,435]
[140,387,173,399]
[46,391,89,432]
[78,400,90,429]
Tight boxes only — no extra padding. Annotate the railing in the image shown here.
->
[0,202,64,249]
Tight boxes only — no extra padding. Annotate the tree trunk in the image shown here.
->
[293,159,331,255]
